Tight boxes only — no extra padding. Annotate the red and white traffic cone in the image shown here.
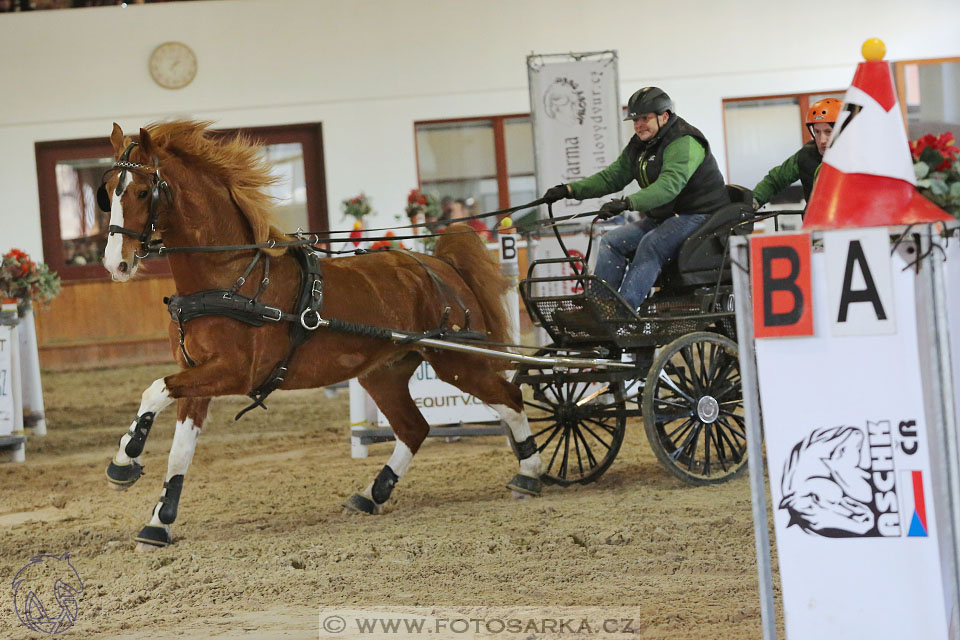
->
[804,38,952,229]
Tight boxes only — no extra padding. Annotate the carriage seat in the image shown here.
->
[657,185,754,288]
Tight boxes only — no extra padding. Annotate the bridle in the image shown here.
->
[97,142,171,260]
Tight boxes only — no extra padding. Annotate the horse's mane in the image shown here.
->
[145,120,287,251]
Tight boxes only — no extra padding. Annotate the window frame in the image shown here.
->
[34,122,328,282]
[414,113,530,210]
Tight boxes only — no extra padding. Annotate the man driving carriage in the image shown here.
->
[542,86,729,311]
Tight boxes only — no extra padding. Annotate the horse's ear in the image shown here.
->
[110,123,125,156]
[139,127,155,156]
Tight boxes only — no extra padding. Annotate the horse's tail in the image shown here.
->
[434,223,511,346]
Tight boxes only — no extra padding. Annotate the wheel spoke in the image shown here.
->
[714,420,745,463]
[573,424,599,471]
[666,417,696,442]
[660,364,697,403]
[702,424,712,475]
[685,423,702,471]
[581,416,618,435]
[578,420,613,451]
[669,421,701,462]
[680,346,704,395]
[708,424,730,472]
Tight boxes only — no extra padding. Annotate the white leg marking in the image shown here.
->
[358,440,413,507]
[148,418,201,528]
[114,379,173,465]
[491,403,542,478]
[385,440,413,478]
[104,171,131,280]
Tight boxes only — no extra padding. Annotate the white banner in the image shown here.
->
[528,52,621,219]
[0,325,14,436]
[753,231,951,639]
[375,360,499,427]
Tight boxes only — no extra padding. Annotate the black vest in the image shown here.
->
[624,115,729,219]
[797,140,823,202]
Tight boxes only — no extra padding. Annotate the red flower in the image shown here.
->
[910,133,959,171]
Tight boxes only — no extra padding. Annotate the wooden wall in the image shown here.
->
[33,276,176,371]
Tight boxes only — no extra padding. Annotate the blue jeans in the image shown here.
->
[594,214,710,309]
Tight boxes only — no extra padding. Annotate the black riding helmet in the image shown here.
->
[624,87,674,121]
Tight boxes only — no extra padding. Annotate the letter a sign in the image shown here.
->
[750,234,813,338]
[823,227,896,336]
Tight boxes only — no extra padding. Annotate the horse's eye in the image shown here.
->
[138,190,149,199]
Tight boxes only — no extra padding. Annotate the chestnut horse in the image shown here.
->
[99,121,543,550]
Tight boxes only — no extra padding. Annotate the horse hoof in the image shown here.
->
[343,493,380,515]
[506,474,541,497]
[135,542,162,553]
[134,525,170,549]
[105,460,143,490]
[511,490,536,500]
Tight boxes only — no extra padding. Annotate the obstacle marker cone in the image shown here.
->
[804,38,952,229]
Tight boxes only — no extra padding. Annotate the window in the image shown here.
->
[895,57,960,142]
[35,122,327,281]
[722,91,842,203]
[415,114,534,231]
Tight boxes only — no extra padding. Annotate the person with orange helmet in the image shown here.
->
[752,97,842,213]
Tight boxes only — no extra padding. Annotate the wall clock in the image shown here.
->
[148,41,197,90]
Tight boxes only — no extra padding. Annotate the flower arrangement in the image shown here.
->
[404,188,440,221]
[911,133,960,218]
[369,231,406,252]
[341,193,373,222]
[0,249,61,306]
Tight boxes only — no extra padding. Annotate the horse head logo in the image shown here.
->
[12,552,84,635]
[543,78,586,126]
[779,426,875,536]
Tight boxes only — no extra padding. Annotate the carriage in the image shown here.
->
[510,185,755,487]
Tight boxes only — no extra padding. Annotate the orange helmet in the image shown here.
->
[806,98,842,125]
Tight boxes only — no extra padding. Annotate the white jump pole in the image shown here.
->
[17,305,46,436]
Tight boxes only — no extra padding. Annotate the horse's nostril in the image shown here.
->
[118,261,129,274]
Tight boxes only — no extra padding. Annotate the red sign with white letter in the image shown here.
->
[750,234,814,338]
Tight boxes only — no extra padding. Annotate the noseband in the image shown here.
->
[98,142,171,259]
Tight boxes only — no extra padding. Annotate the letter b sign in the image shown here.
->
[750,234,813,338]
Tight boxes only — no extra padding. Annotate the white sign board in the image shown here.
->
[752,230,951,639]
[823,227,897,336]
[528,52,621,219]
[0,325,13,436]
[375,360,499,427]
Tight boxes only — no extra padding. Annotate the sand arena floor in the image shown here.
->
[0,363,781,639]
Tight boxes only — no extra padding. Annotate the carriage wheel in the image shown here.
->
[642,332,747,485]
[511,349,626,486]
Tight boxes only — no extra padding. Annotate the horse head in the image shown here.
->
[100,120,285,283]
[101,123,170,282]
[779,426,875,536]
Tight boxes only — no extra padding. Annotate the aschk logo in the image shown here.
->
[12,552,84,635]
[778,421,926,538]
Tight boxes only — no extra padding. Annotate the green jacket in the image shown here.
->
[753,140,822,206]
[567,116,728,219]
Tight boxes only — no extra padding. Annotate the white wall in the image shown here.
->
[1,0,959,258]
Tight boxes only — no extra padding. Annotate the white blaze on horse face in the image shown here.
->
[491,404,542,478]
[103,171,135,281]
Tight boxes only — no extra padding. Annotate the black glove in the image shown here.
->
[597,198,630,220]
[542,184,569,204]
